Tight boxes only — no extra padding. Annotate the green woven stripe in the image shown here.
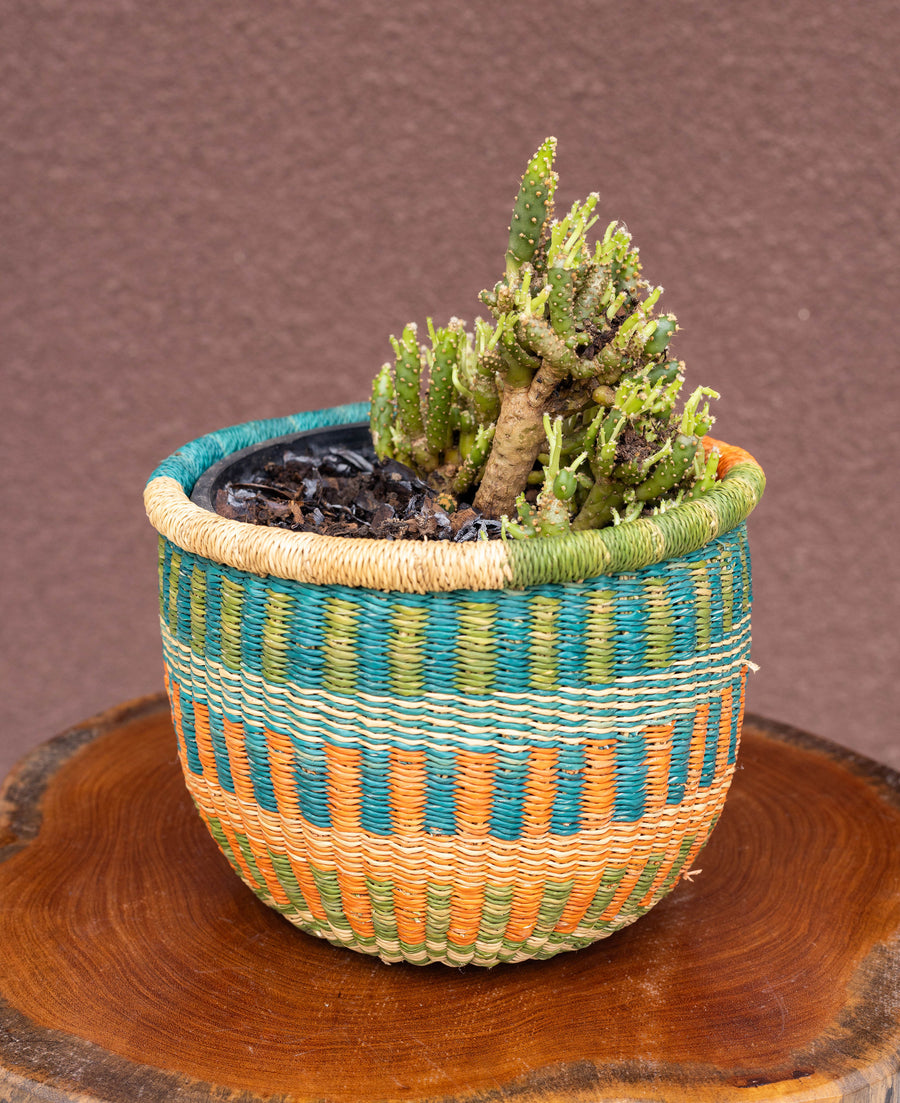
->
[190,564,207,655]
[233,834,271,896]
[532,878,576,935]
[455,600,497,693]
[690,561,712,650]
[476,883,514,946]
[720,546,734,632]
[167,551,182,635]
[366,876,400,946]
[389,603,428,696]
[261,590,292,684]
[311,867,355,936]
[738,535,751,614]
[425,883,453,948]
[584,588,616,682]
[219,576,244,672]
[204,817,265,894]
[157,536,166,619]
[529,595,560,690]
[323,596,359,693]
[507,458,765,587]
[579,867,628,927]
[656,835,697,897]
[269,853,311,911]
[643,578,674,668]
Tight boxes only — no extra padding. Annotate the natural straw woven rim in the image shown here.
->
[145,402,765,592]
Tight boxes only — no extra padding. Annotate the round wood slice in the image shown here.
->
[0,695,898,1103]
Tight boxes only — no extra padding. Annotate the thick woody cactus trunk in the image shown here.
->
[472,384,546,517]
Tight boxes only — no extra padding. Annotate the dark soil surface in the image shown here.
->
[214,447,503,541]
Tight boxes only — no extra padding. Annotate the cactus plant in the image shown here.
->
[371,137,721,536]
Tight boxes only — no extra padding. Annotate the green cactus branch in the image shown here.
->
[369,137,723,535]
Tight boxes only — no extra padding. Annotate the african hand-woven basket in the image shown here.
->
[145,401,765,967]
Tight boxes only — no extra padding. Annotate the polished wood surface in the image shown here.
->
[0,695,898,1103]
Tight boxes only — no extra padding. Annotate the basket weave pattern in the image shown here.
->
[150,405,763,966]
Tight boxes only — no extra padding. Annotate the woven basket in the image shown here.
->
[145,401,765,967]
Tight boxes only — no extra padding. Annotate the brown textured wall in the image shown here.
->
[2,1,898,781]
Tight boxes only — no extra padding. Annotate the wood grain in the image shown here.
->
[0,695,898,1103]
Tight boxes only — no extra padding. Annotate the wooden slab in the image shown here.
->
[0,695,898,1103]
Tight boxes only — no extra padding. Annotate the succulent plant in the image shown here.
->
[370,137,721,536]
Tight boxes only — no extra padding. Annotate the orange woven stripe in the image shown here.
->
[169,680,192,773]
[389,748,427,835]
[643,723,675,817]
[454,750,496,837]
[337,868,375,940]
[596,827,657,923]
[393,880,428,946]
[715,686,735,776]
[684,703,711,797]
[579,738,616,829]
[505,877,546,942]
[189,700,220,782]
[318,744,373,937]
[265,728,301,819]
[324,743,362,833]
[448,879,485,947]
[221,717,256,805]
[522,747,558,838]
[242,835,293,910]
[287,852,329,924]
[554,872,608,935]
[554,738,617,933]
[263,728,328,922]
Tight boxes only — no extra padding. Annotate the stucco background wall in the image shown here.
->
[2,1,898,781]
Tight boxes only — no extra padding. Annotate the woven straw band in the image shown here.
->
[159,519,752,965]
[145,403,765,592]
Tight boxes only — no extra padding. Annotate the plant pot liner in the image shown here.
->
[145,401,765,966]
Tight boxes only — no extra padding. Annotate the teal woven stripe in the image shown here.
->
[171,684,203,775]
[360,745,392,835]
[424,745,457,835]
[148,402,370,493]
[206,706,235,794]
[244,721,278,813]
[614,732,648,819]
[700,694,723,787]
[612,574,649,675]
[490,748,530,840]
[550,744,586,834]
[204,565,223,665]
[284,581,327,689]
[665,713,695,804]
[292,739,330,829]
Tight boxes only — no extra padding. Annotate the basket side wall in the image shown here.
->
[158,524,753,965]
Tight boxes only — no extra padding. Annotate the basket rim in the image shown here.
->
[144,402,765,593]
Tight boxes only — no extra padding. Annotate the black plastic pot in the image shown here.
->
[189,421,372,512]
